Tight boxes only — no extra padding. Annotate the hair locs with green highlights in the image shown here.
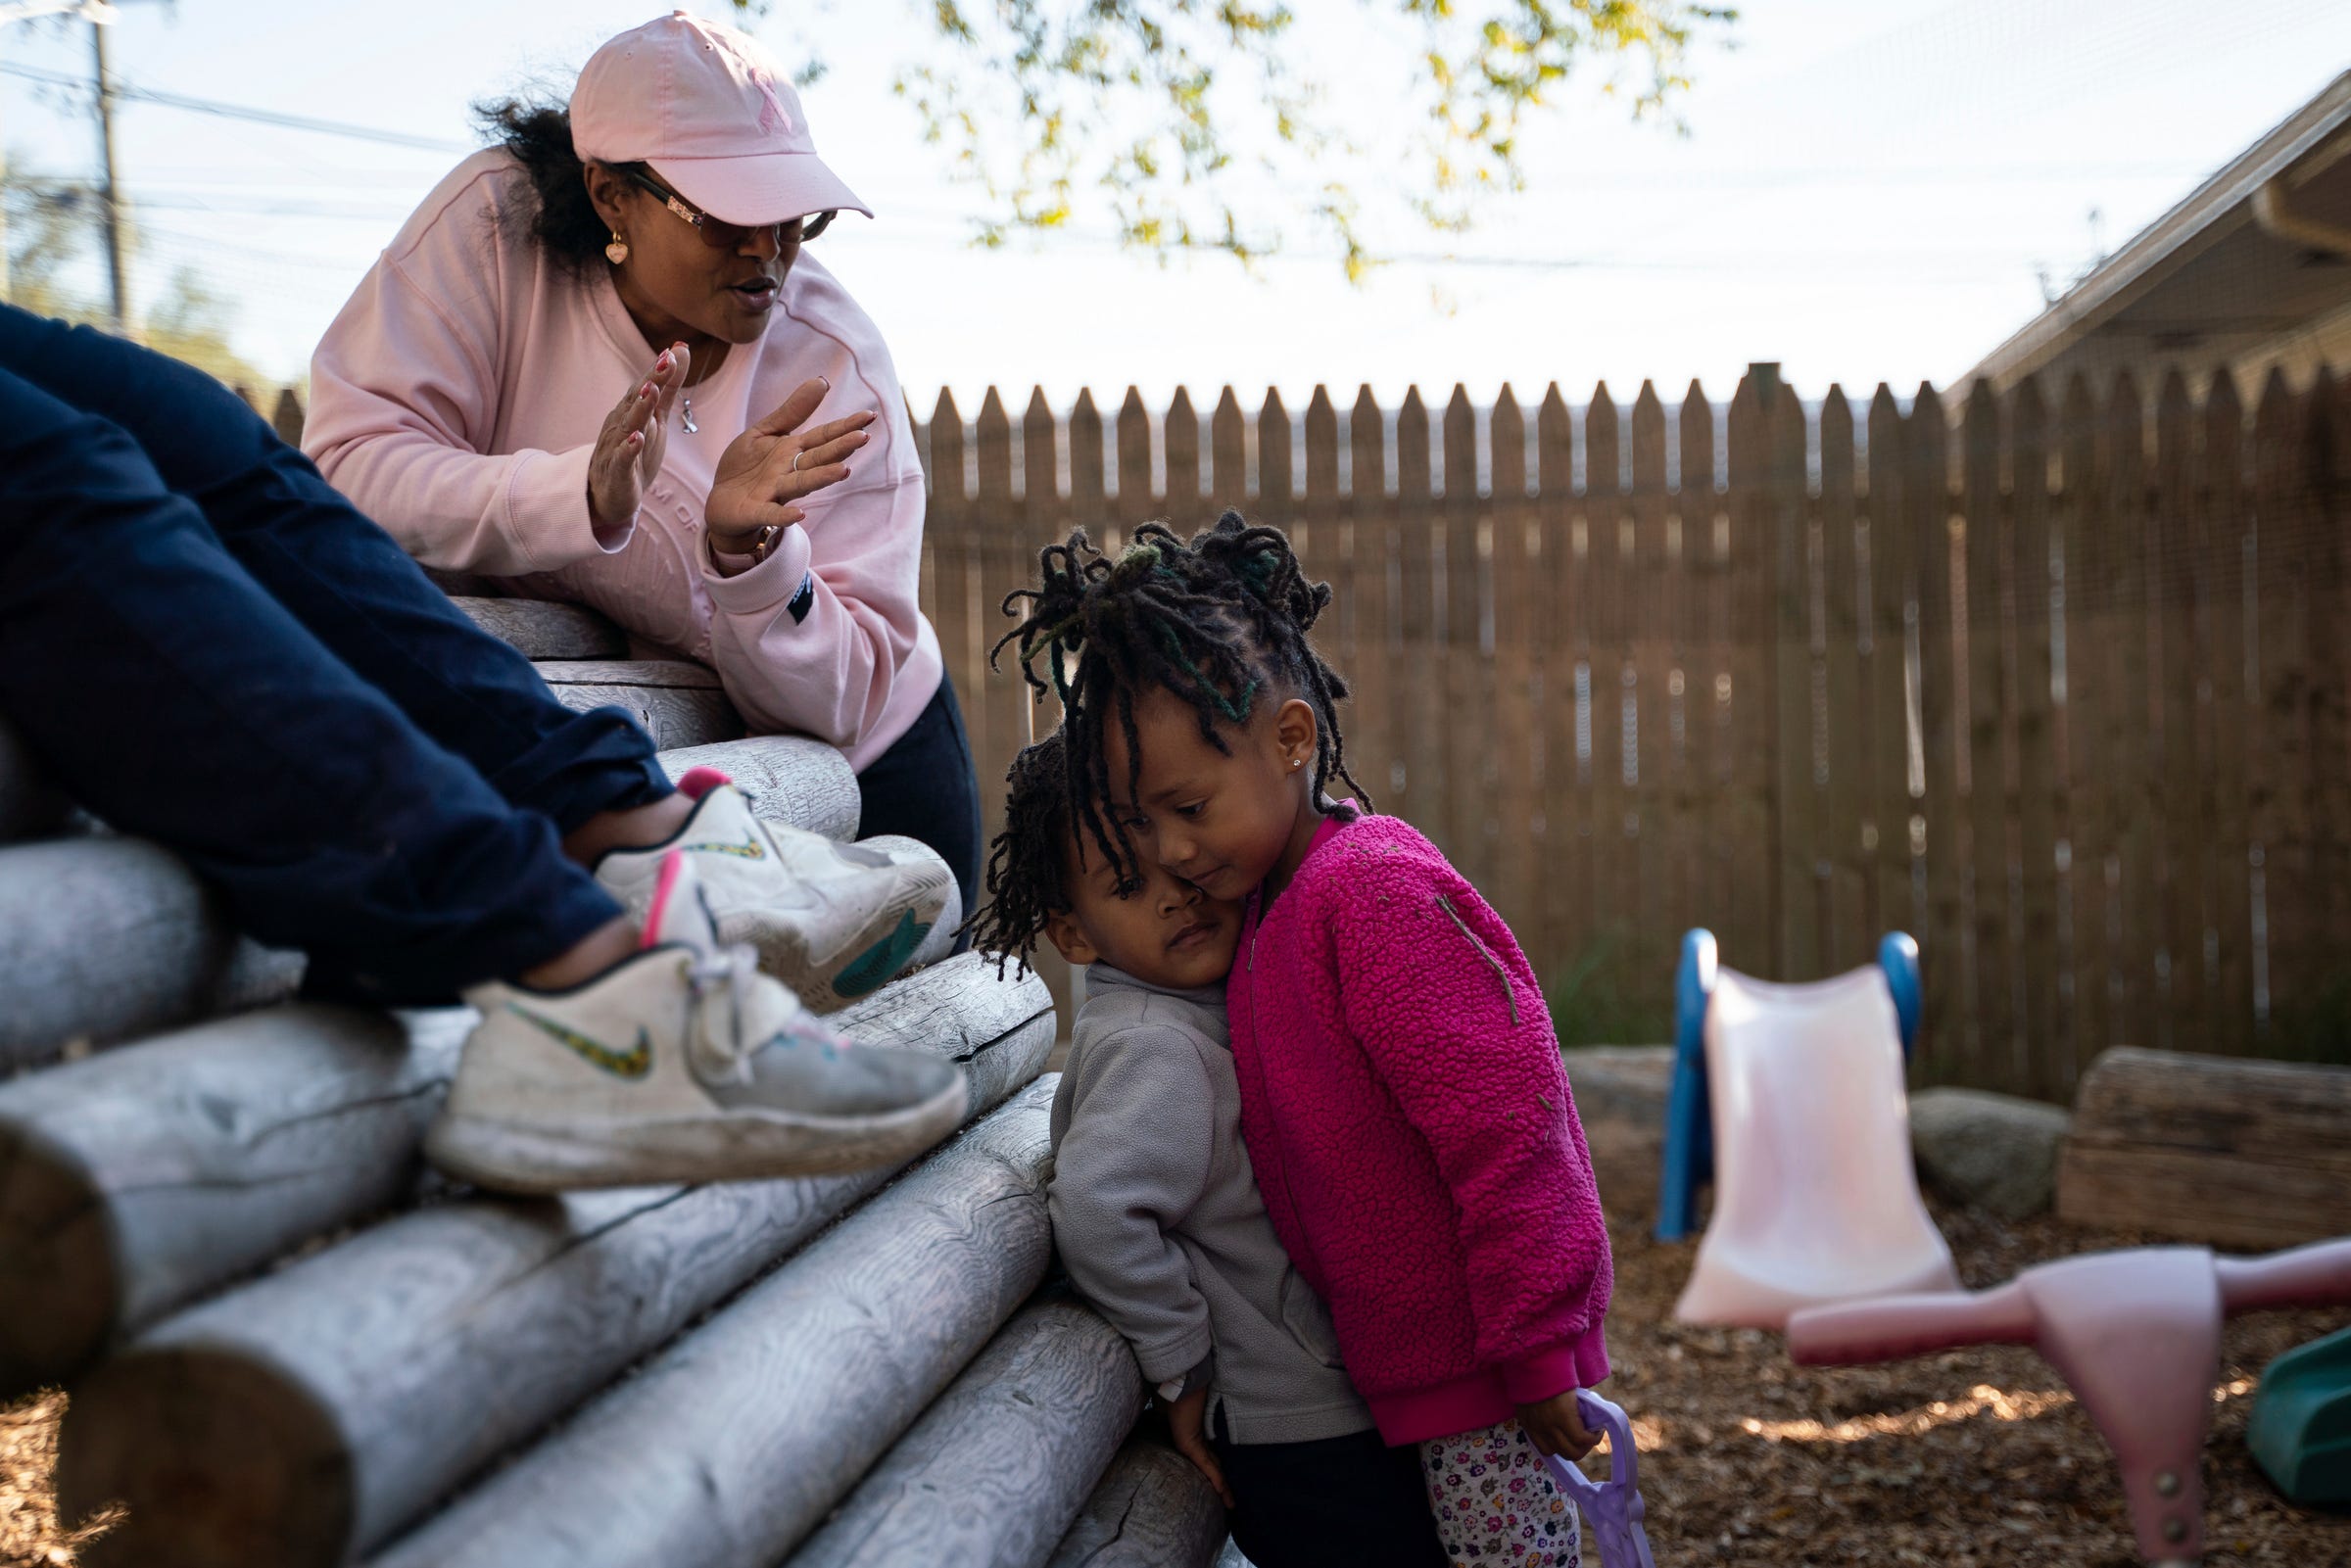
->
[990,509,1370,894]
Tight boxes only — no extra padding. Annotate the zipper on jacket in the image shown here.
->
[1245,894,1330,1292]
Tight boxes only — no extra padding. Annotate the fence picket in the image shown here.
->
[1681,383,1729,957]
[1211,387,1246,518]
[1631,383,1673,988]
[1537,385,1587,994]
[1585,384,1633,970]
[2101,374,2159,1055]
[1864,386,1916,952]
[2059,374,2111,1074]
[1165,387,1200,524]
[2250,371,2309,1046]
[1819,387,1866,974]
[1116,387,1152,546]
[1490,387,1538,943]
[2153,371,2204,1048]
[1395,388,1442,844]
[2011,379,2062,1094]
[1767,379,1820,980]
[1349,387,1396,817]
[1908,384,1965,1074]
[2202,373,2253,1055]
[1443,386,1494,899]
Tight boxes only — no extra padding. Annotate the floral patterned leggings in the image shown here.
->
[1417,1420,1582,1568]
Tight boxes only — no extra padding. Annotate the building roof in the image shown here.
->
[1964,71,2351,395]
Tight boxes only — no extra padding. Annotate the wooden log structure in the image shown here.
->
[538,658,744,748]
[0,1005,471,1394]
[448,595,629,660]
[1043,1438,1229,1568]
[0,735,857,1071]
[2056,1046,2351,1249]
[56,957,1053,1568]
[0,836,303,1068]
[786,1296,1146,1568]
[656,734,861,843]
[0,717,67,843]
[368,1078,1059,1568]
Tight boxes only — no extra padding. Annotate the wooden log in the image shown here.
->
[536,658,723,689]
[1043,1437,1229,1568]
[2055,1046,2351,1249]
[55,958,1054,1568]
[0,1004,472,1394]
[450,596,628,660]
[0,836,302,1069]
[546,682,743,748]
[539,658,744,748]
[367,1079,1059,1568]
[0,717,67,843]
[655,735,860,842]
[786,1296,1145,1568]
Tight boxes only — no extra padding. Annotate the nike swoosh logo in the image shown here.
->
[679,829,767,861]
[506,1003,652,1078]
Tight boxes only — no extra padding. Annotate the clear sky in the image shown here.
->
[2,0,2346,406]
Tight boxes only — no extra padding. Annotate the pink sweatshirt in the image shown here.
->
[1230,808,1614,1446]
[304,150,941,770]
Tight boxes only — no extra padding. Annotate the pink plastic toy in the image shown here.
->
[1787,1237,2351,1566]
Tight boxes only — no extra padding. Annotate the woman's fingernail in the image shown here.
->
[818,377,830,391]
[628,430,643,447]
[655,353,672,372]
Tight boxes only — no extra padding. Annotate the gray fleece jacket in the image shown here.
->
[1048,964,1373,1445]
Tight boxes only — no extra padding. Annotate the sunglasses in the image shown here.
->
[622,167,835,249]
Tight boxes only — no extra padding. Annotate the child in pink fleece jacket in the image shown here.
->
[997,513,1616,1568]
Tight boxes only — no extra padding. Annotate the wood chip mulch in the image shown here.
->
[3,1202,2346,1566]
[1589,1201,2351,1566]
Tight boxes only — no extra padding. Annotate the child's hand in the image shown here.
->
[1516,1389,1603,1462]
[1169,1385,1236,1508]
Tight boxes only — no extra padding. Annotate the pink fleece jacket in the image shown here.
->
[303,150,940,770]
[1229,808,1614,1446]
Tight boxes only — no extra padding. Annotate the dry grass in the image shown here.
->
[5,1205,2345,1566]
[1,1392,117,1567]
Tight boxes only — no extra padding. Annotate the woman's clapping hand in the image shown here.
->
[587,343,690,533]
[705,376,875,556]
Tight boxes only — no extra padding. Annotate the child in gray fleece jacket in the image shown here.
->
[973,734,1445,1568]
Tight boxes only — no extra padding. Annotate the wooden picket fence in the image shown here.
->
[915,366,2351,1100]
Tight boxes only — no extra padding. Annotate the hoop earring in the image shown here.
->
[605,230,629,264]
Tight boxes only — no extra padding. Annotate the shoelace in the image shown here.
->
[686,941,767,1084]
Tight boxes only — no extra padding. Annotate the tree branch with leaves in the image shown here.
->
[739,0,1734,278]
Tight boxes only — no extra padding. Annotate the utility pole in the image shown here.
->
[89,10,123,331]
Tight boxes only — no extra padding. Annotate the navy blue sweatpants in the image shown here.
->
[0,307,669,1004]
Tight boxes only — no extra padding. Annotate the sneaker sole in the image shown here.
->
[422,1075,969,1195]
[727,875,952,1015]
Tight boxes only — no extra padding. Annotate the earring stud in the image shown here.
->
[605,230,629,264]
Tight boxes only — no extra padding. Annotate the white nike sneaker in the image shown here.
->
[425,850,969,1194]
[594,769,953,1013]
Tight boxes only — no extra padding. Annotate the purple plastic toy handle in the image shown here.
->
[1540,1392,1657,1568]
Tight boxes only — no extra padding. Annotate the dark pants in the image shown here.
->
[1213,1412,1447,1568]
[0,306,670,1004]
[855,674,983,946]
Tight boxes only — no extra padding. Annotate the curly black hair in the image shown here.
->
[968,729,1075,979]
[990,509,1367,893]
[473,99,650,278]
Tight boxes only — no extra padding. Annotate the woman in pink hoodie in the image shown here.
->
[995,513,1617,1568]
[305,13,980,923]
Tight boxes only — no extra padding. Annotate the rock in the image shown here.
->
[1909,1087,2071,1220]
[1562,1045,1671,1218]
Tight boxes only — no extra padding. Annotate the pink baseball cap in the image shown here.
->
[570,11,870,228]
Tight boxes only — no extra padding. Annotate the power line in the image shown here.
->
[0,60,471,152]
